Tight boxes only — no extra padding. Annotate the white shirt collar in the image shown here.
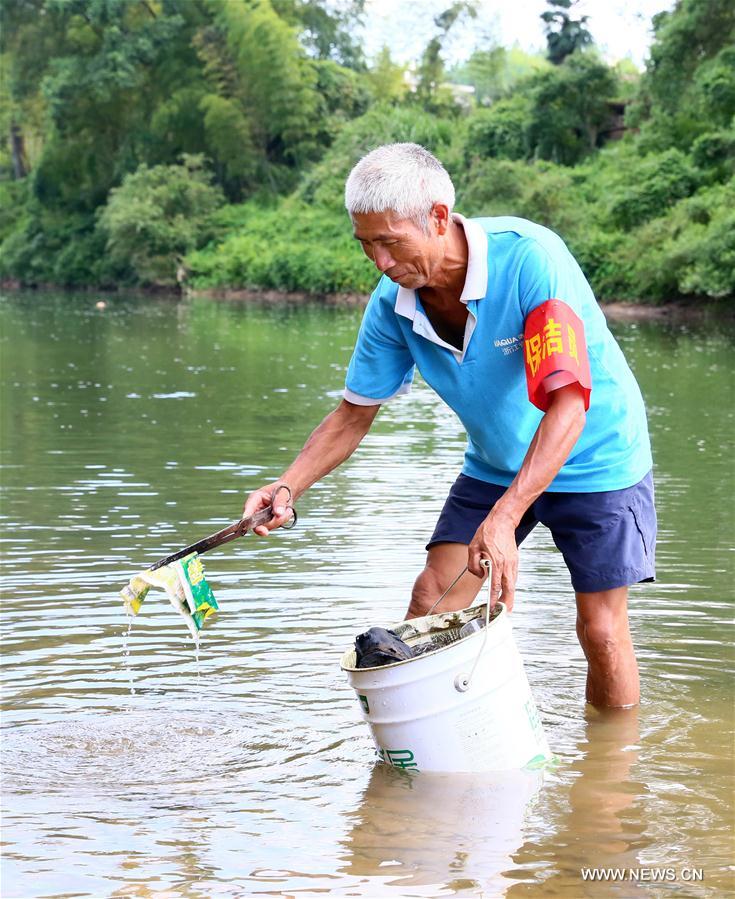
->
[394,213,488,320]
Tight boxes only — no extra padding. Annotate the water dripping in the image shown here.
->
[193,632,204,734]
[122,609,136,696]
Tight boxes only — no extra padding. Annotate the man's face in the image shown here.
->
[351,209,444,290]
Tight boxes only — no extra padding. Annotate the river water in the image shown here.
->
[0,291,732,899]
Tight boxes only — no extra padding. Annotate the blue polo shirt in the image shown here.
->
[343,215,652,493]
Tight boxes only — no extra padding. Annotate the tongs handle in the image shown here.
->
[149,486,296,571]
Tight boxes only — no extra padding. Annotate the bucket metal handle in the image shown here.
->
[426,565,469,617]
[454,559,493,693]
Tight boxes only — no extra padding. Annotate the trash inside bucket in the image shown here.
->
[341,602,552,773]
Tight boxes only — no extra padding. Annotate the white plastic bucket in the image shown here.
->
[341,602,551,773]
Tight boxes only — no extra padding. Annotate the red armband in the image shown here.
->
[523,299,591,412]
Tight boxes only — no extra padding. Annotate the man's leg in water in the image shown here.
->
[575,587,640,708]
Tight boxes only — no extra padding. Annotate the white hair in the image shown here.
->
[344,143,455,231]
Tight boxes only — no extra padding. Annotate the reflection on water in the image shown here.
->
[342,765,543,894]
[0,291,733,898]
[508,708,648,897]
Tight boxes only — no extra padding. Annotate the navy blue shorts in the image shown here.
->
[427,471,657,593]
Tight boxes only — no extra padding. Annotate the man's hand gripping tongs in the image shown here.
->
[149,484,297,571]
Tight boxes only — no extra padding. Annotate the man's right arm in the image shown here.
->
[242,399,381,535]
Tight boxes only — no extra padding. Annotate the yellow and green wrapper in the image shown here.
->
[120,552,219,639]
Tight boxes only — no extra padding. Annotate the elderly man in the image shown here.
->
[243,143,656,709]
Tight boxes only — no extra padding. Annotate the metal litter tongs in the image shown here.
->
[149,485,297,571]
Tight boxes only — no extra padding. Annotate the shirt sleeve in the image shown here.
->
[518,241,593,412]
[344,284,415,405]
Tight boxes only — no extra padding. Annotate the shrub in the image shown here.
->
[187,200,375,294]
[580,177,735,302]
[673,179,735,298]
[462,97,532,163]
[691,129,735,183]
[457,157,587,240]
[0,199,112,287]
[604,148,700,230]
[97,155,225,286]
[526,52,619,166]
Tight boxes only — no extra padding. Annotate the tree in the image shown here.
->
[605,148,700,231]
[641,0,734,116]
[527,53,617,165]
[629,0,735,150]
[312,58,370,145]
[416,1,477,111]
[0,0,372,286]
[366,46,409,105]
[206,0,320,187]
[0,0,72,181]
[541,0,592,65]
[271,0,366,69]
[28,0,202,212]
[451,46,507,105]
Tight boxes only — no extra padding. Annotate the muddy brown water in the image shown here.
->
[1,291,732,898]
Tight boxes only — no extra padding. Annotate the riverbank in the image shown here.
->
[597,301,735,322]
[2,280,732,322]
[187,288,735,323]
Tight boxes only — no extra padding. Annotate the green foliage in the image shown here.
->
[0,202,111,286]
[584,179,735,302]
[212,0,319,172]
[0,0,373,285]
[691,128,735,182]
[1,0,733,302]
[450,46,550,101]
[31,0,194,211]
[455,136,733,303]
[199,92,256,186]
[450,47,507,104]
[677,218,735,299]
[604,148,700,230]
[541,0,593,65]
[628,0,735,151]
[456,52,618,167]
[457,157,586,238]
[97,155,225,286]
[271,0,366,69]
[462,96,532,162]
[504,47,553,86]
[2,1,365,204]
[526,52,619,165]
[365,47,409,105]
[415,1,477,114]
[187,200,375,294]
[313,59,371,141]
[611,59,641,102]
[695,45,735,128]
[0,179,29,245]
[667,180,735,298]
[296,104,454,209]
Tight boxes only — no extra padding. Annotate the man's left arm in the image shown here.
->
[467,382,586,610]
